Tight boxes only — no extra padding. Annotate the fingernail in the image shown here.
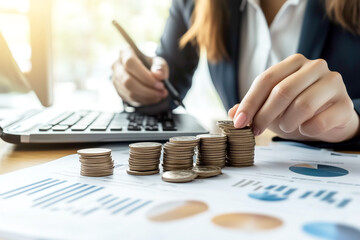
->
[154,81,164,90]
[234,112,247,128]
[253,127,261,136]
[152,65,163,73]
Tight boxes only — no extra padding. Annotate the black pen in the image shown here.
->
[112,20,186,109]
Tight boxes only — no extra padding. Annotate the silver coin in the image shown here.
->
[161,170,198,183]
[77,148,111,156]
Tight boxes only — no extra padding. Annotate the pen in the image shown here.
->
[112,20,186,109]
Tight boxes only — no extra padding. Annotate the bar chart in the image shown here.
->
[232,178,353,209]
[0,178,153,217]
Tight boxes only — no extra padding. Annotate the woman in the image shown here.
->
[112,0,360,148]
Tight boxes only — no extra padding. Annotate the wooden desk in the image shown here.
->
[0,130,275,175]
[1,130,357,175]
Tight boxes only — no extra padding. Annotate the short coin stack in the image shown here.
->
[78,148,114,177]
[127,142,162,176]
[162,136,200,171]
[196,134,227,168]
[217,120,255,167]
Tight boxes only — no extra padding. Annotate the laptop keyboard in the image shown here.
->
[38,111,177,132]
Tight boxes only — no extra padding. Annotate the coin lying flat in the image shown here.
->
[192,166,222,178]
[161,170,198,183]
[127,142,162,176]
[78,148,114,177]
[169,136,200,143]
[129,142,162,149]
[77,148,112,156]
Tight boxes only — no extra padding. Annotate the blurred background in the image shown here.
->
[0,0,227,129]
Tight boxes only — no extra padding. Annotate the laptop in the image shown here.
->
[0,32,208,144]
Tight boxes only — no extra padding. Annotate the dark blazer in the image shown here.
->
[156,0,360,149]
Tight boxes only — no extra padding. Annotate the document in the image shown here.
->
[0,144,359,240]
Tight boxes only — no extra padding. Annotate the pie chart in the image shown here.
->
[303,222,360,240]
[212,213,283,231]
[147,200,208,222]
[289,164,348,177]
[249,192,287,201]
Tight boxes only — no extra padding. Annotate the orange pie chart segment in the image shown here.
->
[147,200,209,222]
[212,213,283,231]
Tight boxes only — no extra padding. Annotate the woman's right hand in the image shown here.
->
[111,48,169,107]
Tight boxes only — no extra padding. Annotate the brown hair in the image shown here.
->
[326,0,360,35]
[180,0,360,63]
[179,0,229,62]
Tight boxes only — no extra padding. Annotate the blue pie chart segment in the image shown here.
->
[303,222,360,240]
[289,164,348,177]
[248,192,287,201]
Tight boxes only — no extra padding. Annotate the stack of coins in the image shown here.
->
[196,134,227,168]
[162,136,200,171]
[77,148,114,177]
[217,120,255,167]
[127,142,162,176]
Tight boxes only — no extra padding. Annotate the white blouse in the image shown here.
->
[238,0,308,99]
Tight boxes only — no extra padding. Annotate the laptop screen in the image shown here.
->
[0,32,42,120]
[0,32,30,94]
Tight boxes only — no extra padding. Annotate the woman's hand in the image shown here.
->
[228,54,360,143]
[112,48,169,107]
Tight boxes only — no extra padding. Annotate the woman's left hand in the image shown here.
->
[228,54,360,143]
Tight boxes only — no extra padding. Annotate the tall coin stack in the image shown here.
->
[217,121,255,167]
[162,136,200,171]
[77,148,114,177]
[127,142,162,175]
[196,134,227,168]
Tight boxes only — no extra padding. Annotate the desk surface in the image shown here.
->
[0,130,275,175]
[0,130,358,175]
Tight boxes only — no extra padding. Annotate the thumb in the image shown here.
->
[151,57,169,81]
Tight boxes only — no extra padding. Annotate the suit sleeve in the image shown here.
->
[353,98,360,116]
[133,0,199,114]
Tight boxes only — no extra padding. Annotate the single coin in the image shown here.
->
[127,169,160,176]
[79,158,113,164]
[216,120,234,125]
[191,166,222,178]
[169,136,199,143]
[197,134,227,139]
[77,148,111,156]
[161,170,197,183]
[129,142,162,149]
[81,171,113,177]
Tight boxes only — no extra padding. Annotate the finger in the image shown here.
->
[151,57,169,80]
[299,100,354,139]
[279,72,339,133]
[113,63,165,105]
[124,71,166,105]
[112,63,139,105]
[120,49,165,91]
[228,104,239,118]
[233,54,307,128]
[252,59,329,134]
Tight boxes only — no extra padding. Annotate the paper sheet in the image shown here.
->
[0,143,359,240]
